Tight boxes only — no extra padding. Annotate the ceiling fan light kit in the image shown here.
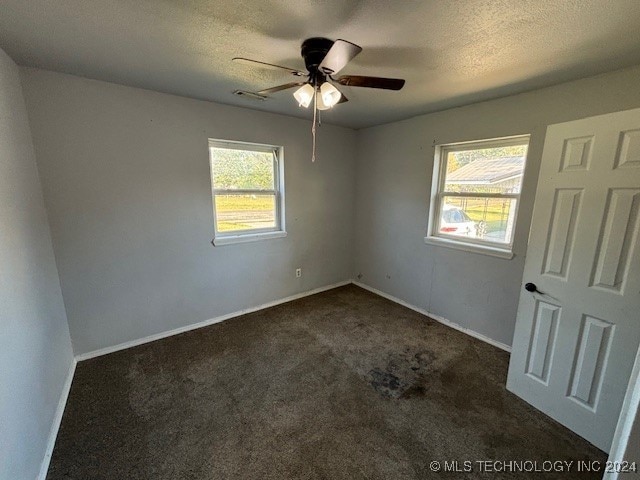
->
[293,77,341,110]
[233,37,406,160]
[319,82,341,109]
[293,83,314,108]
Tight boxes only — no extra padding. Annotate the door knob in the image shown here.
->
[525,282,540,293]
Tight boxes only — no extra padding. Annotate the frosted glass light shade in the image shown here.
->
[293,84,314,108]
[320,82,341,108]
[316,92,330,110]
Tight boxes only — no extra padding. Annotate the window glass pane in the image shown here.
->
[444,144,528,194]
[440,196,518,244]
[211,147,275,190]
[215,194,276,233]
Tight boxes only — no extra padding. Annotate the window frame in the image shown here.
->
[425,135,530,259]
[208,139,286,246]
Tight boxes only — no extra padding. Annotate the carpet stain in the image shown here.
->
[366,347,439,399]
[368,368,408,398]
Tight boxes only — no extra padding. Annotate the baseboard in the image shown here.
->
[38,358,77,480]
[75,280,352,362]
[352,281,512,353]
[76,279,511,362]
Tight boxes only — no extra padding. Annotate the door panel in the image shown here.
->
[567,315,613,409]
[542,188,582,278]
[590,189,640,293]
[525,300,561,384]
[507,108,640,452]
[560,136,593,171]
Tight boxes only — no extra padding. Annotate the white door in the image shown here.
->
[507,108,640,452]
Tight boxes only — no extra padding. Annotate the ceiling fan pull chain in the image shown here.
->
[312,88,317,162]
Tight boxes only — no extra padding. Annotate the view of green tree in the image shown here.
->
[211,148,274,190]
[446,153,460,173]
[449,145,527,169]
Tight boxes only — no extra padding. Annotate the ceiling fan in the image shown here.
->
[233,37,405,110]
[233,38,405,161]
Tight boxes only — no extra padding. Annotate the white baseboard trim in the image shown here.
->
[352,281,512,353]
[75,280,352,362]
[38,358,77,480]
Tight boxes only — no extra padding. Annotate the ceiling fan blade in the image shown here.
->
[336,75,405,90]
[257,82,306,95]
[318,39,362,75]
[232,57,305,77]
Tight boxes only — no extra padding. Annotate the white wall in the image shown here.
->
[354,65,640,348]
[0,50,74,479]
[20,68,357,356]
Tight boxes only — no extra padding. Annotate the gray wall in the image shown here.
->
[20,68,356,356]
[354,65,640,348]
[15,60,640,360]
[0,50,74,479]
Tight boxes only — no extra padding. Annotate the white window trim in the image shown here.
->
[425,134,530,259]
[212,230,287,246]
[424,235,515,259]
[209,139,286,246]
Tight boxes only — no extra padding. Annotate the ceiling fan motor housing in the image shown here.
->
[301,37,334,73]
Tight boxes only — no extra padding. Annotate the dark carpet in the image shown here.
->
[47,285,605,479]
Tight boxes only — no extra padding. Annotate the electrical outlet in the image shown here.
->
[296,268,302,278]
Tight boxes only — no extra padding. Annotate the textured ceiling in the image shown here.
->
[2,0,640,128]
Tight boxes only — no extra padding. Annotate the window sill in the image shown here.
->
[423,236,514,259]
[212,230,287,246]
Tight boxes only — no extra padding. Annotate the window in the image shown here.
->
[209,139,285,246]
[426,135,530,258]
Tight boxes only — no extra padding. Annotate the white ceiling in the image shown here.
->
[2,0,640,128]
